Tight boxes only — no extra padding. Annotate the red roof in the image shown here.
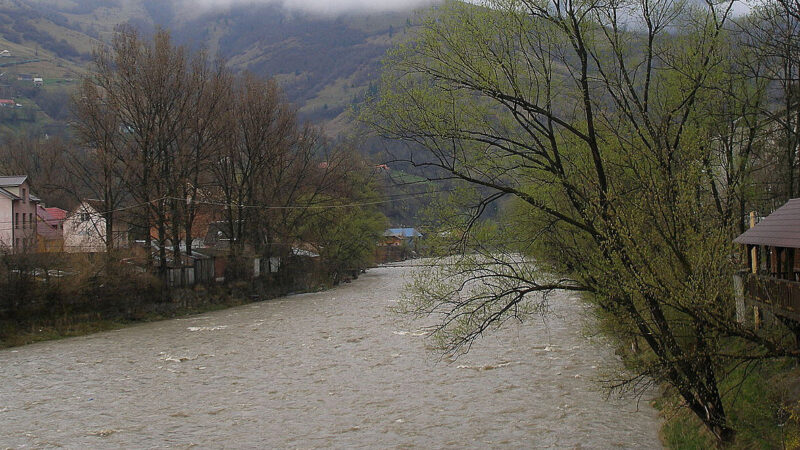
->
[44,207,67,221]
[0,99,14,104]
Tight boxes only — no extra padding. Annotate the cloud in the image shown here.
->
[188,0,438,15]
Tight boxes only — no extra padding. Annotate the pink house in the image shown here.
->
[36,205,66,252]
[0,175,40,253]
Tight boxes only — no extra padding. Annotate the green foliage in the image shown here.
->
[365,0,800,443]
[659,361,800,449]
[299,150,388,284]
[313,205,387,282]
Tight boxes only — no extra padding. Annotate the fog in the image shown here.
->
[188,0,438,14]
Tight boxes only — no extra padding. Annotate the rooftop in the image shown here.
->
[734,198,800,248]
[0,175,27,187]
[384,228,423,238]
[44,207,67,221]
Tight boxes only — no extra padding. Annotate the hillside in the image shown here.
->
[0,0,434,137]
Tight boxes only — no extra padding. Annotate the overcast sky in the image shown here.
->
[188,0,439,14]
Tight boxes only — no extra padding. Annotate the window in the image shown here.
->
[22,213,26,229]
[80,213,90,222]
[21,188,26,202]
[15,213,19,229]
[29,213,33,228]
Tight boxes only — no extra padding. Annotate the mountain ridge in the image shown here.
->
[0,0,435,136]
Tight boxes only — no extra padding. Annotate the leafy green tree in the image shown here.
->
[300,151,388,285]
[308,203,387,285]
[364,0,800,442]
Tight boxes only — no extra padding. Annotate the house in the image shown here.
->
[733,200,800,339]
[0,50,11,57]
[382,227,423,248]
[36,205,66,252]
[0,99,16,108]
[33,77,43,87]
[63,200,128,253]
[0,175,40,253]
[377,227,423,263]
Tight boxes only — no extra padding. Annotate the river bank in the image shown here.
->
[0,254,332,350]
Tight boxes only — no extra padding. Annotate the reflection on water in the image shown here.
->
[0,265,662,448]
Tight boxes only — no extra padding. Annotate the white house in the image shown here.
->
[0,175,40,253]
[63,200,127,253]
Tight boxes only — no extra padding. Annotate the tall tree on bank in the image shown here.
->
[365,0,800,442]
[211,74,295,266]
[78,26,193,277]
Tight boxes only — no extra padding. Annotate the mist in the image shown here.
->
[188,0,439,15]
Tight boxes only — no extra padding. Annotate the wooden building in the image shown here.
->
[734,199,800,338]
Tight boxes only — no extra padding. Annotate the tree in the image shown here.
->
[299,149,388,284]
[364,0,800,442]
[176,53,232,257]
[210,73,296,268]
[75,26,231,281]
[738,0,800,206]
[72,79,128,252]
[81,25,194,278]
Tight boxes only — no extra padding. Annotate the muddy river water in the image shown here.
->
[0,264,661,448]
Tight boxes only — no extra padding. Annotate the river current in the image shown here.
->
[0,264,661,448]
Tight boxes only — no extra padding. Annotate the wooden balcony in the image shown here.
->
[741,272,800,322]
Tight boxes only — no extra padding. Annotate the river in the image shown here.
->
[0,264,662,448]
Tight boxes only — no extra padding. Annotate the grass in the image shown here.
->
[657,359,800,449]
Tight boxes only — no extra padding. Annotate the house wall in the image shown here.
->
[64,203,107,253]
[0,196,12,251]
[9,181,38,253]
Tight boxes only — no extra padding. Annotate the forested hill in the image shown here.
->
[0,0,435,136]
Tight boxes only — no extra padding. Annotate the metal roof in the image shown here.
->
[0,175,27,187]
[384,228,423,238]
[734,198,800,248]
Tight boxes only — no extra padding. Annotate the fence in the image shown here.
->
[741,272,800,322]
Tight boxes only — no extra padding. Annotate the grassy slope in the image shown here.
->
[0,1,423,137]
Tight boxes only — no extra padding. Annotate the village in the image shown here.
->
[0,174,423,287]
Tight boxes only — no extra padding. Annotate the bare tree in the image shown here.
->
[210,74,295,270]
[740,0,800,205]
[82,26,193,280]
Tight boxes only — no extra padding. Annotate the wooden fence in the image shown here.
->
[742,272,800,322]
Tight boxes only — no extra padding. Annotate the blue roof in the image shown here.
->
[384,228,422,238]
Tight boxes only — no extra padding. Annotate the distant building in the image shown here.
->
[0,175,40,253]
[382,227,423,248]
[33,77,43,87]
[0,50,11,57]
[63,200,128,253]
[0,99,16,107]
[377,227,423,263]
